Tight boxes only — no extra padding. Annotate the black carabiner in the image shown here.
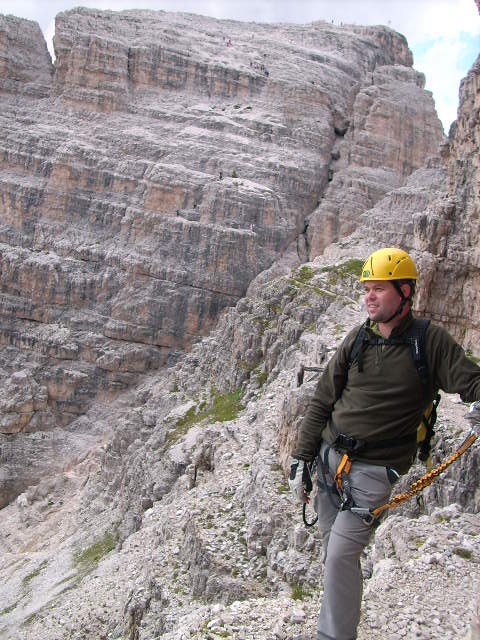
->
[303,502,318,528]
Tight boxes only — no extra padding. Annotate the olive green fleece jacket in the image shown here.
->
[293,312,480,474]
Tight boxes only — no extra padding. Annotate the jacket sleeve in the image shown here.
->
[428,324,480,402]
[292,329,355,461]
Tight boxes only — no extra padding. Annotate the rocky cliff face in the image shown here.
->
[0,6,479,640]
[413,52,480,349]
[0,250,478,640]
[0,8,444,506]
[318,45,480,353]
[0,15,52,97]
[305,62,443,257]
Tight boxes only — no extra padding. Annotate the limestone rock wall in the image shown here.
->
[354,46,480,351]
[412,53,480,349]
[306,64,444,257]
[0,15,52,97]
[0,9,444,504]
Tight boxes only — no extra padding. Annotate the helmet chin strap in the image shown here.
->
[382,281,411,324]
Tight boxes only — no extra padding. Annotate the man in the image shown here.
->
[288,247,480,640]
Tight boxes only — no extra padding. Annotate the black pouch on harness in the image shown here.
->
[332,432,366,453]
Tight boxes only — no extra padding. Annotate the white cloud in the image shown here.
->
[396,0,480,44]
[415,37,471,133]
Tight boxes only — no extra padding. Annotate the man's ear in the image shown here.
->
[400,282,413,299]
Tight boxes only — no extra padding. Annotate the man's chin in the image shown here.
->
[368,311,386,322]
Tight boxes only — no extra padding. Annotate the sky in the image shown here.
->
[1,0,479,134]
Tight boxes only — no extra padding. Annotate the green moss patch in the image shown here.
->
[0,602,18,617]
[22,612,39,627]
[167,389,245,444]
[453,547,473,560]
[294,265,315,284]
[73,532,115,575]
[208,389,245,422]
[321,259,363,279]
[253,367,268,387]
[291,582,311,600]
[22,560,48,589]
[276,481,289,495]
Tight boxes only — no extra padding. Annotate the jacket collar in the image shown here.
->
[366,311,414,338]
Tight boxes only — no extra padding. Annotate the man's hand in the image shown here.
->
[288,458,311,503]
[467,401,480,435]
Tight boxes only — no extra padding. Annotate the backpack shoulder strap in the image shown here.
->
[347,321,372,373]
[347,318,432,392]
[404,318,431,395]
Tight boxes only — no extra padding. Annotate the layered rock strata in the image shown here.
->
[0,15,52,97]
[340,49,480,351]
[305,64,444,256]
[413,53,480,348]
[0,9,443,504]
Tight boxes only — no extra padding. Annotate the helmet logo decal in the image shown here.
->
[363,270,370,278]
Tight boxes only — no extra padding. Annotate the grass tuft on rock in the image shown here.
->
[321,259,363,279]
[22,560,48,589]
[167,389,245,444]
[291,582,311,600]
[73,532,116,575]
[294,265,315,284]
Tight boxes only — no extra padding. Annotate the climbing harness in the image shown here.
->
[327,430,478,527]
[333,453,352,491]
[300,427,477,528]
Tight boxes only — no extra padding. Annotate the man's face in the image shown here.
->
[363,280,402,323]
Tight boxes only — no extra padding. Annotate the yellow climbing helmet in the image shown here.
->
[360,247,418,282]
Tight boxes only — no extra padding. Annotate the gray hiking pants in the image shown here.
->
[315,442,396,640]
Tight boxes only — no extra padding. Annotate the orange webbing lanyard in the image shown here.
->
[333,432,477,526]
[334,453,352,492]
[369,431,477,521]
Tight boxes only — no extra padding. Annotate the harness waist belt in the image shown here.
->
[332,431,416,453]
